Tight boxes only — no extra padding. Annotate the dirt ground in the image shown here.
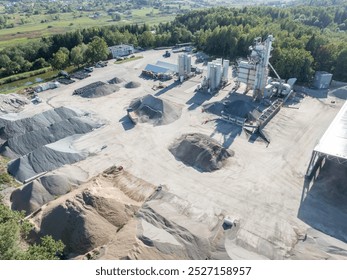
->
[10,49,347,259]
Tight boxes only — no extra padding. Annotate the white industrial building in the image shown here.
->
[306,100,347,177]
[108,44,134,58]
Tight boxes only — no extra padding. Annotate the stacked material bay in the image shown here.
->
[128,94,182,126]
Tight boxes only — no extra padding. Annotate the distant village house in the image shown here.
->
[108,44,134,58]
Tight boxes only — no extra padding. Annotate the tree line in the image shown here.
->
[0,5,346,83]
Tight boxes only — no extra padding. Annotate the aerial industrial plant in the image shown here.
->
[0,33,346,261]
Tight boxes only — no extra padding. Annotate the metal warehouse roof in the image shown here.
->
[156,61,178,72]
[314,101,347,162]
[144,64,173,74]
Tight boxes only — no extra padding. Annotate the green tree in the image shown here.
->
[70,43,88,68]
[334,49,347,82]
[138,31,155,48]
[271,47,314,83]
[0,202,64,260]
[51,47,70,70]
[85,36,109,63]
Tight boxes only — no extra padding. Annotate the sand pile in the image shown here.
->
[128,94,181,126]
[0,93,30,115]
[108,77,125,84]
[73,81,119,98]
[11,166,88,215]
[169,133,233,172]
[204,100,255,118]
[125,81,141,89]
[30,168,156,256]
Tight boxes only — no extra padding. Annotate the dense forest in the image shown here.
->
[0,4,346,83]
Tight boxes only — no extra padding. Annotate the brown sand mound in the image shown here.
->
[169,133,233,172]
[124,81,141,89]
[30,168,156,256]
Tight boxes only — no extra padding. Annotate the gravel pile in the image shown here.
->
[204,100,255,118]
[169,133,233,172]
[128,94,181,126]
[8,135,88,182]
[125,81,141,89]
[108,77,125,84]
[1,116,101,158]
[73,81,119,98]
[11,166,88,215]
[0,107,79,141]
[0,107,103,183]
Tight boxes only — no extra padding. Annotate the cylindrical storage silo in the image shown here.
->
[178,54,185,77]
[223,60,229,81]
[215,63,222,88]
[207,62,212,77]
[185,55,191,74]
[210,65,217,90]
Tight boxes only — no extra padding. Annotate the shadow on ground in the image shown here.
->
[186,90,213,111]
[298,160,347,243]
[154,80,180,96]
[210,120,242,149]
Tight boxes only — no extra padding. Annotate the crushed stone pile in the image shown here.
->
[0,93,30,115]
[0,116,102,158]
[8,135,89,182]
[108,77,125,84]
[0,106,103,183]
[128,94,181,126]
[169,133,233,172]
[73,81,119,98]
[11,166,88,215]
[0,106,80,141]
[124,81,141,89]
[204,100,255,119]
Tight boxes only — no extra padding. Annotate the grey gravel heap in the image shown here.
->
[169,133,233,172]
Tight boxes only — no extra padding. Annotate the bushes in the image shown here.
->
[0,67,51,86]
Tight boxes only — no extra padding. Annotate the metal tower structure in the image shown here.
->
[250,35,274,100]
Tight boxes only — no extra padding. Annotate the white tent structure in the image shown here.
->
[306,101,347,177]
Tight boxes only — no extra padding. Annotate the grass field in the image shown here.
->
[0,8,175,49]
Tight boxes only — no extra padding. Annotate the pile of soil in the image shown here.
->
[169,133,233,172]
[124,81,141,89]
[128,94,181,126]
